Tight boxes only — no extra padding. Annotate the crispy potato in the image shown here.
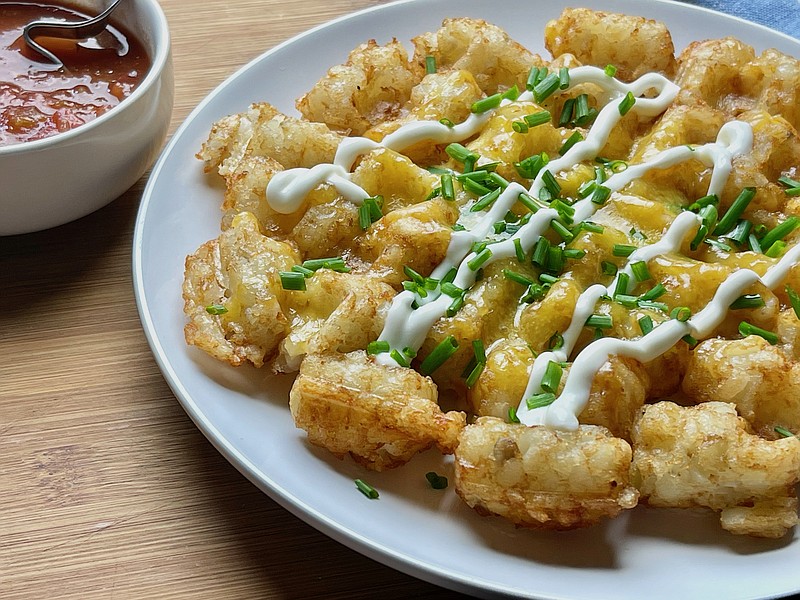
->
[297,40,421,136]
[455,417,638,529]
[545,8,676,81]
[411,18,540,95]
[289,352,466,470]
[183,212,300,367]
[630,401,800,538]
[682,336,800,437]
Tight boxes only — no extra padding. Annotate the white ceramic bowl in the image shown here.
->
[0,0,173,236]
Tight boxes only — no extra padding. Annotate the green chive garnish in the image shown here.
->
[590,185,611,205]
[512,121,529,133]
[612,244,637,257]
[541,360,563,393]
[355,479,379,499]
[638,315,654,335]
[760,217,800,252]
[550,220,574,242]
[302,257,349,272]
[559,131,583,155]
[445,143,478,165]
[390,348,411,367]
[738,321,778,345]
[205,304,227,315]
[425,471,448,489]
[439,117,455,127]
[279,271,307,291]
[558,67,570,89]
[614,272,631,298]
[559,98,576,127]
[670,306,692,322]
[441,174,455,200]
[563,248,586,260]
[425,55,437,74]
[503,270,535,287]
[714,187,755,235]
[533,72,561,103]
[526,392,556,410]
[470,188,502,212]
[514,238,526,263]
[730,294,765,310]
[586,314,613,329]
[468,247,492,271]
[471,93,504,113]
[508,406,521,423]
[601,261,618,276]
[419,336,459,376]
[524,111,551,127]
[547,332,564,350]
[775,426,796,438]
[604,64,617,77]
[367,340,390,355]
[618,91,635,116]
[778,176,800,197]
[639,283,667,302]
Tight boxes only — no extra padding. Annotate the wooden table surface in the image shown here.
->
[0,1,471,597]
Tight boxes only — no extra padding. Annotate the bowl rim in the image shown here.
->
[0,0,171,156]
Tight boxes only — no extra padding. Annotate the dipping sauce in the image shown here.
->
[0,2,149,146]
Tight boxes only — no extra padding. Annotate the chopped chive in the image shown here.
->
[760,217,800,252]
[638,315,654,335]
[691,204,718,251]
[539,273,559,284]
[445,142,478,165]
[515,153,549,179]
[786,284,800,318]
[205,304,227,315]
[355,479,379,499]
[441,282,464,298]
[618,91,636,116]
[778,175,800,196]
[521,283,547,303]
[775,426,796,438]
[604,64,617,77]
[559,131,583,155]
[302,257,349,272]
[766,240,788,258]
[670,306,692,322]
[502,85,520,102]
[441,174,455,200]
[425,471,448,489]
[514,238,526,263]
[639,283,667,302]
[403,280,426,297]
[462,177,491,197]
[558,98,576,127]
[738,321,778,345]
[748,232,762,253]
[390,348,411,367]
[493,221,506,234]
[586,314,613,329]
[558,67,570,89]
[291,264,314,277]
[638,300,669,312]
[714,187,755,235]
[468,247,493,271]
[367,340,390,355]
[517,192,541,213]
[541,360,563,393]
[613,244,637,257]
[688,193,718,212]
[601,261,618,276]
[471,92,504,113]
[577,179,597,199]
[550,220,574,242]
[532,236,550,267]
[541,170,561,198]
[615,294,639,308]
[508,406,521,424]
[488,172,509,189]
[279,271,307,291]
[470,187,502,212]
[425,55,437,74]
[722,219,752,245]
[503,270,535,286]
[419,336,459,375]
[524,111,551,127]
[512,120,529,133]
[465,360,484,388]
[439,117,455,127]
[730,294,765,310]
[563,248,586,259]
[550,199,574,224]
[358,196,383,230]
[614,272,631,298]
[403,265,425,286]
[548,331,564,350]
[590,184,611,205]
[526,392,556,410]
[682,334,699,348]
[579,221,604,234]
[441,267,457,285]
[546,246,565,273]
[526,66,546,91]
[446,294,464,317]
[533,72,561,103]
[631,260,652,282]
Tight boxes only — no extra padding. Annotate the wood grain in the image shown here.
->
[0,1,470,597]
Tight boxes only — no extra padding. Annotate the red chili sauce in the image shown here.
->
[0,2,149,146]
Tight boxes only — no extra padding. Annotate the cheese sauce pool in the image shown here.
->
[0,1,149,146]
[265,66,795,431]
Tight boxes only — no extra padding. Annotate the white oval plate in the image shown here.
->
[133,1,800,598]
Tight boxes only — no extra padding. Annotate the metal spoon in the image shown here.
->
[23,0,126,68]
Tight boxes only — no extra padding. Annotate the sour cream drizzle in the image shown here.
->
[262,65,788,430]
